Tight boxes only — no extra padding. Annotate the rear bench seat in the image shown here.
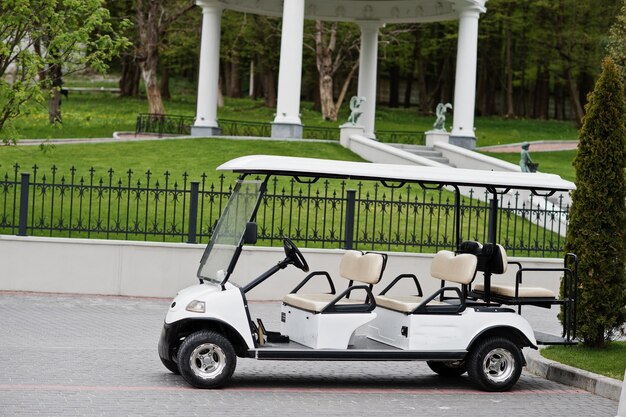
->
[470,243,557,300]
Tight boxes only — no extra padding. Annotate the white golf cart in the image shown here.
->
[158,155,578,392]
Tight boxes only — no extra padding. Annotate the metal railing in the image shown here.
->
[375,130,426,145]
[218,118,271,137]
[1,164,570,257]
[135,114,423,144]
[135,113,194,136]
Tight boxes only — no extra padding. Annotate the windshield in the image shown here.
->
[197,179,264,284]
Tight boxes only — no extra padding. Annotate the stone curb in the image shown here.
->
[524,347,624,401]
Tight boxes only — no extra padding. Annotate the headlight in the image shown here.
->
[185,300,206,313]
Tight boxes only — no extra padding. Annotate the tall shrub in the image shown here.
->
[564,57,626,347]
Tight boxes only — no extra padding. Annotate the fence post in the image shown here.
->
[344,189,356,250]
[187,181,199,244]
[18,173,30,236]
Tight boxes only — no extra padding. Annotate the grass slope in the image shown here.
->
[0,138,363,180]
[541,341,626,380]
[482,150,577,182]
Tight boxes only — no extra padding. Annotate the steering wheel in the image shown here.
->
[282,237,309,272]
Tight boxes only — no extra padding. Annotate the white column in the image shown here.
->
[450,5,484,149]
[272,0,305,138]
[192,1,222,136]
[357,22,382,139]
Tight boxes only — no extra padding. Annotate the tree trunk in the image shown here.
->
[388,65,400,108]
[403,73,414,108]
[136,0,165,115]
[229,60,242,98]
[335,61,359,114]
[48,90,62,124]
[160,66,171,100]
[504,23,515,118]
[48,64,62,124]
[119,54,141,97]
[404,30,420,109]
[565,67,585,122]
[319,73,337,121]
[415,44,429,114]
[533,66,549,119]
[263,71,276,108]
[315,21,338,122]
[140,53,165,115]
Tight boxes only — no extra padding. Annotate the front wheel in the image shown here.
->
[426,360,467,377]
[177,330,237,389]
[467,337,523,392]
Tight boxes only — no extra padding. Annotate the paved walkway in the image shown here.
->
[8,134,579,153]
[478,140,579,153]
[0,292,619,417]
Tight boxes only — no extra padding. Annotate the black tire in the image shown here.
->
[467,337,523,392]
[177,330,237,389]
[160,355,180,375]
[426,360,467,377]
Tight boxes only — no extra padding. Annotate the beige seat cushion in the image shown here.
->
[376,295,422,313]
[283,293,363,313]
[474,283,555,298]
[339,250,385,284]
[375,295,444,313]
[430,250,477,284]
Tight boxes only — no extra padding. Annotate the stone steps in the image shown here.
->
[388,144,456,167]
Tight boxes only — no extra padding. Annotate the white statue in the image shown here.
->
[433,102,452,131]
[347,96,366,125]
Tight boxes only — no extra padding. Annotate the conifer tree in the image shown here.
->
[564,57,626,347]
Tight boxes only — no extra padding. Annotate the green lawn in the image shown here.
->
[541,342,626,381]
[0,138,567,256]
[3,74,580,147]
[0,137,362,180]
[482,150,577,182]
[0,77,575,255]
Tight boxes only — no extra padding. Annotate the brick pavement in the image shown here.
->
[0,292,618,417]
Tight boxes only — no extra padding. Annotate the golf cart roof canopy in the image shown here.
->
[218,155,575,193]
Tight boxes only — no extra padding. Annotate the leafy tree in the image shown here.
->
[305,21,359,122]
[0,0,129,142]
[134,0,195,115]
[564,57,626,347]
[607,0,626,79]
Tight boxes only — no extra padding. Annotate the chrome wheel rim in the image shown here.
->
[482,348,515,383]
[189,343,226,380]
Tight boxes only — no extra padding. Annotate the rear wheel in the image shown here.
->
[177,330,236,389]
[467,337,523,392]
[426,360,467,377]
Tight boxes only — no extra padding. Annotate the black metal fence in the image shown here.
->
[135,114,194,136]
[376,130,425,145]
[135,114,424,144]
[1,164,570,257]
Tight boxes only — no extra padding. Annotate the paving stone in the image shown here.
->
[0,292,619,417]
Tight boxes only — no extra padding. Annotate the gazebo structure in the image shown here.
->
[192,0,487,149]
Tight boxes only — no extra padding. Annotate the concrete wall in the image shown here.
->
[0,235,567,301]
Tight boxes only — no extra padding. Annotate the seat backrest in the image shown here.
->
[339,250,386,285]
[481,243,508,274]
[430,250,477,285]
[458,241,508,275]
